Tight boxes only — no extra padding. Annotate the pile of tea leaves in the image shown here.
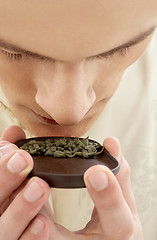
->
[20,137,104,158]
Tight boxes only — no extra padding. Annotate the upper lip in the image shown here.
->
[33,110,53,120]
[32,110,59,123]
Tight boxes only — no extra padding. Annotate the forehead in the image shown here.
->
[0,0,157,61]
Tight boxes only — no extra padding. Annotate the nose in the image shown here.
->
[35,62,96,125]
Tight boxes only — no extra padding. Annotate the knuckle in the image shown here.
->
[97,191,124,210]
[107,197,124,211]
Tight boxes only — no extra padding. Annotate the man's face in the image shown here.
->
[0,0,156,136]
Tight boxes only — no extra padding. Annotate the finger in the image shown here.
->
[0,179,29,214]
[0,144,33,207]
[0,177,50,240]
[1,125,26,143]
[103,136,121,161]
[103,136,137,214]
[84,165,134,239]
[20,214,50,240]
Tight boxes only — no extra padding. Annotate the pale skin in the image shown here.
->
[0,0,157,239]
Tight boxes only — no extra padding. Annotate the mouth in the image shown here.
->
[32,111,59,125]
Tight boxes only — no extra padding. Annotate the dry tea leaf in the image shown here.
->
[20,137,104,158]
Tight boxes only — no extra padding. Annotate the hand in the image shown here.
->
[0,126,143,240]
[32,137,143,240]
[82,137,143,239]
[0,126,50,240]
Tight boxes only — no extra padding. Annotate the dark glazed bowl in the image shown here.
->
[15,137,120,188]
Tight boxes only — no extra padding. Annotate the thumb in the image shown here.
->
[1,125,26,143]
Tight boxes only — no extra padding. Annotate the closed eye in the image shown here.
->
[0,46,130,63]
[0,49,23,61]
[88,46,130,61]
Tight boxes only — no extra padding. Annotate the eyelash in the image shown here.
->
[89,47,130,61]
[0,46,130,63]
[0,49,23,61]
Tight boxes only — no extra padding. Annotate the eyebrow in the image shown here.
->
[0,26,156,62]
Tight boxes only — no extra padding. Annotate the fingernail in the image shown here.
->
[30,218,45,235]
[87,171,108,191]
[7,152,27,173]
[0,144,16,157]
[24,180,44,202]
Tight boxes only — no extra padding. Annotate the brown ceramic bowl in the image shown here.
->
[15,137,120,188]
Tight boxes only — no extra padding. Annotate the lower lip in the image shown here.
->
[32,111,59,125]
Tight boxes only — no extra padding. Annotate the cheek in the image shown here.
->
[92,36,154,100]
[94,71,124,102]
[90,61,124,102]
[0,60,35,102]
